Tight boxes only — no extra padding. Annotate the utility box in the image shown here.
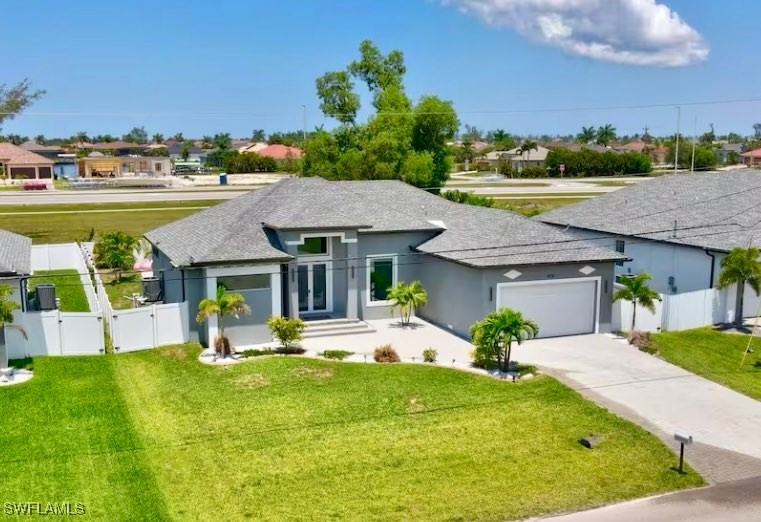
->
[219,173,228,185]
[36,284,57,311]
[142,277,162,303]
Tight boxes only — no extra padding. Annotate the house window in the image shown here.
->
[367,255,397,304]
[615,240,625,267]
[138,161,147,171]
[218,274,270,291]
[155,162,163,172]
[297,237,328,256]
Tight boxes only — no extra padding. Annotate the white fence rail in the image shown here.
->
[82,242,190,353]
[611,283,752,333]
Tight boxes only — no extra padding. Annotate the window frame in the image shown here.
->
[366,254,398,307]
[297,236,330,257]
[614,239,625,267]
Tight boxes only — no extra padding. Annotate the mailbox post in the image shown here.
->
[674,432,693,474]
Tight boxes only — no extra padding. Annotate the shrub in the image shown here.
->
[242,348,274,358]
[441,189,494,207]
[322,350,354,360]
[518,166,548,178]
[373,344,400,363]
[628,330,655,353]
[93,231,139,280]
[267,316,305,349]
[422,347,437,363]
[274,346,306,355]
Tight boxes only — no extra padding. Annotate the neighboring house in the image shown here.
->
[449,140,490,152]
[145,177,624,347]
[482,146,551,169]
[613,140,648,153]
[0,142,55,181]
[741,148,761,166]
[256,144,303,161]
[649,146,669,165]
[717,143,745,164]
[0,228,32,312]
[537,169,761,307]
[238,142,269,154]
[78,155,171,177]
[85,141,149,156]
[20,140,77,178]
[549,142,613,154]
[165,143,208,163]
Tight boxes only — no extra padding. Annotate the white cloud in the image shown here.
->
[443,0,709,66]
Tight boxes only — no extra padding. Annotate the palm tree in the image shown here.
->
[387,281,428,326]
[152,133,164,144]
[716,247,761,327]
[577,126,596,144]
[613,273,661,331]
[596,124,617,146]
[196,285,251,356]
[34,134,46,145]
[470,308,539,372]
[517,140,538,172]
[0,284,26,369]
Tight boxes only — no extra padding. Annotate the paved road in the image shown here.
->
[543,476,761,521]
[0,176,641,205]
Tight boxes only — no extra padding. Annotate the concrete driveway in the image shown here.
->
[511,334,761,481]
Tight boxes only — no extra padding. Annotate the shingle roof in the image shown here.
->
[146,177,623,268]
[0,229,32,275]
[256,144,303,159]
[537,169,761,252]
[0,143,54,165]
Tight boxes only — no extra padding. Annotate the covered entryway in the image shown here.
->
[496,277,599,338]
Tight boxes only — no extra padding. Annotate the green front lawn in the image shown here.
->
[29,269,90,312]
[652,328,761,400]
[0,347,701,520]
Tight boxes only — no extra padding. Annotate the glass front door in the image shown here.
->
[297,262,330,313]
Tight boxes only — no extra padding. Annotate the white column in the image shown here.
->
[204,270,218,342]
[346,241,358,319]
[270,270,282,318]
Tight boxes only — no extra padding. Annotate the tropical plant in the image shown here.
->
[0,284,26,368]
[577,126,596,144]
[716,247,761,327]
[386,280,427,326]
[596,124,617,146]
[152,133,164,144]
[196,285,251,356]
[441,190,494,207]
[613,273,661,331]
[422,347,437,363]
[0,78,45,133]
[470,308,539,372]
[93,232,139,281]
[266,316,305,350]
[516,140,538,171]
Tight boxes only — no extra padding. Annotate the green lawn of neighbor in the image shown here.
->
[446,181,552,188]
[101,271,142,310]
[586,180,636,187]
[0,200,222,244]
[493,198,589,217]
[28,269,89,312]
[0,347,702,520]
[652,328,761,401]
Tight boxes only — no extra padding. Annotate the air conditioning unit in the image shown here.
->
[36,284,57,311]
[142,277,162,303]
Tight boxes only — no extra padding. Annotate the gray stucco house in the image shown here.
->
[145,177,624,346]
[0,229,32,313]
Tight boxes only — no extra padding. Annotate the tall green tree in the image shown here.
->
[212,133,232,151]
[470,308,539,372]
[122,126,148,143]
[305,40,458,189]
[152,133,164,144]
[196,285,250,356]
[93,232,139,282]
[516,140,538,171]
[596,124,617,146]
[577,126,596,144]
[251,129,266,141]
[613,273,661,331]
[0,79,45,133]
[716,247,761,327]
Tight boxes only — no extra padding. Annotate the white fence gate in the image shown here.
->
[5,311,104,358]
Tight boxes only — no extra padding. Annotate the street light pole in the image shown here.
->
[674,106,681,175]
[690,116,697,174]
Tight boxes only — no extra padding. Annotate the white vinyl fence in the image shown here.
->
[612,282,755,333]
[82,243,190,353]
[32,244,100,313]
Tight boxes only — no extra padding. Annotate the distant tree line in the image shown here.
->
[545,149,652,177]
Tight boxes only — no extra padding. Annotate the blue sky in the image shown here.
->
[2,0,760,139]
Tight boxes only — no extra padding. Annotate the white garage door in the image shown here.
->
[496,279,598,338]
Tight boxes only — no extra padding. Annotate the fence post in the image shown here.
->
[152,304,159,348]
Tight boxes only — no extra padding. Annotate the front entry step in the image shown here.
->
[303,318,376,338]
